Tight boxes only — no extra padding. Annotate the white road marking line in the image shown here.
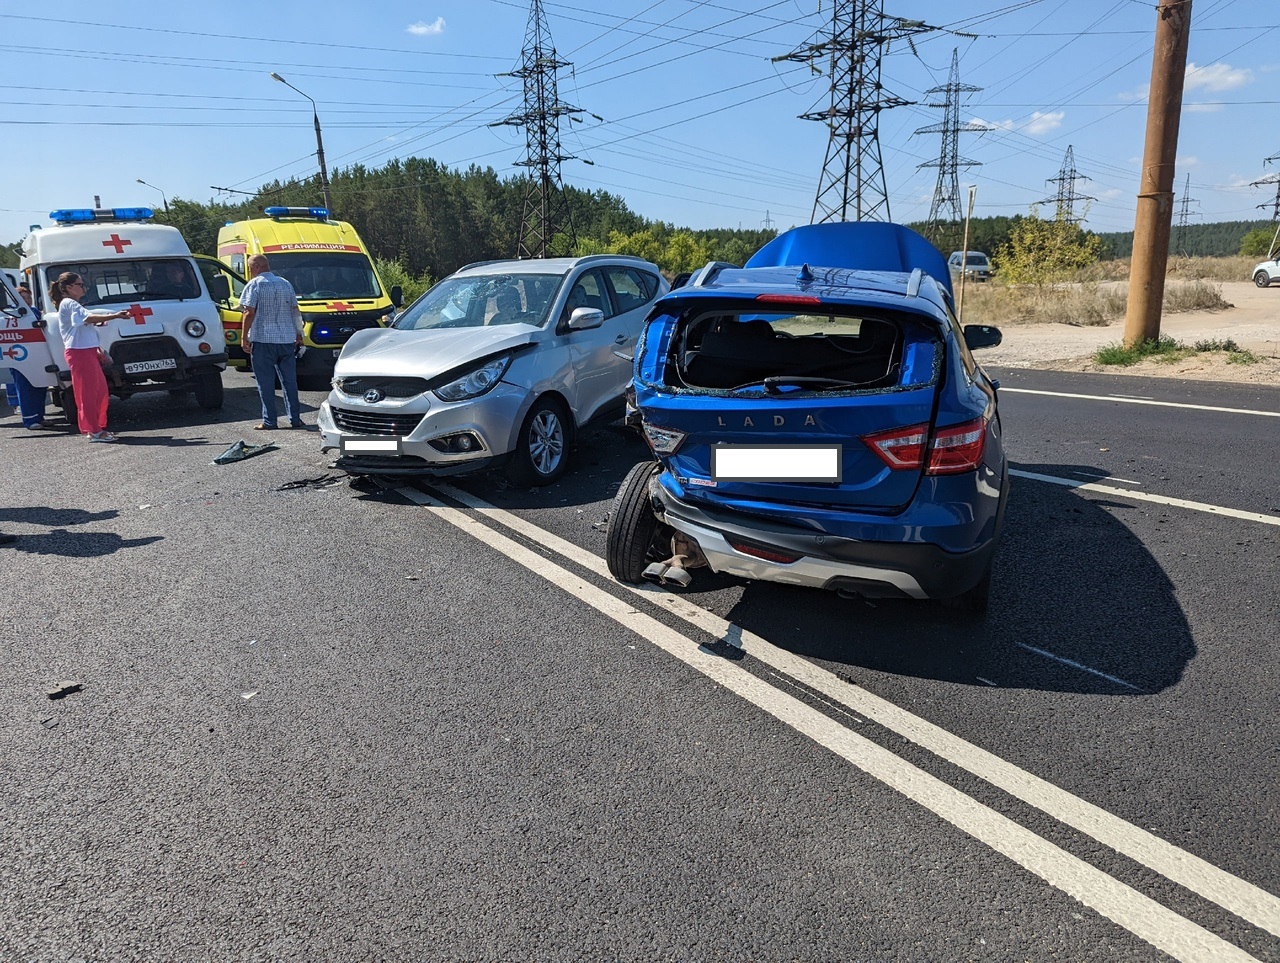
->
[1015,643,1143,692]
[1011,469,1280,527]
[1071,471,1142,486]
[1001,387,1280,418]
[428,482,1280,943]
[401,484,1261,961]
[1108,394,1155,400]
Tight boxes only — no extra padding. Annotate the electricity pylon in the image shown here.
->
[915,48,990,232]
[1174,173,1199,256]
[491,0,583,258]
[1038,145,1095,224]
[775,1,932,223]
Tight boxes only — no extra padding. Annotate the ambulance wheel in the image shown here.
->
[59,387,79,431]
[192,369,224,410]
[606,461,664,583]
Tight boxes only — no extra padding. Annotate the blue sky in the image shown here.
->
[1,1,1274,247]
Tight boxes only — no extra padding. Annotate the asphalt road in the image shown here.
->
[1,363,1277,962]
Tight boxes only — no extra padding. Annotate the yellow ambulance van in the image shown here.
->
[216,207,401,380]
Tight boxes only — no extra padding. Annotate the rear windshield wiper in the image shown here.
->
[760,376,865,394]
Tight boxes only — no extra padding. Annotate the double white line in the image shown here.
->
[396,481,1278,962]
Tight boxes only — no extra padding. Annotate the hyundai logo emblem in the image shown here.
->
[364,388,384,403]
[339,326,354,334]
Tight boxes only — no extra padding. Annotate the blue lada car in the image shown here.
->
[605,222,1007,611]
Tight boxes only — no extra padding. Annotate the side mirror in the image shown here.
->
[390,285,403,308]
[963,324,1002,350]
[209,275,231,302]
[567,306,604,331]
[670,272,692,290]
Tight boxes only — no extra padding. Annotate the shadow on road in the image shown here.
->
[715,463,1192,696]
[0,507,120,526]
[8,529,164,557]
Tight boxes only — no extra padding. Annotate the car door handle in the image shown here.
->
[615,334,629,344]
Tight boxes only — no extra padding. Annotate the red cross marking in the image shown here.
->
[124,304,154,326]
[328,301,355,311]
[102,234,133,254]
[1,344,26,360]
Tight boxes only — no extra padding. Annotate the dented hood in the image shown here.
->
[335,323,541,380]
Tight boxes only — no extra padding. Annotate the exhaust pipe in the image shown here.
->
[642,560,694,588]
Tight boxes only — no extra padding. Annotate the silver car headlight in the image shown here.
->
[183,318,206,338]
[433,355,512,402]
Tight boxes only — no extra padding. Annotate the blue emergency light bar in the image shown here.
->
[263,206,329,220]
[50,207,155,223]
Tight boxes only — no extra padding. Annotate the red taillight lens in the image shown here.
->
[727,539,801,564]
[862,423,928,471]
[862,418,988,475]
[926,417,987,475]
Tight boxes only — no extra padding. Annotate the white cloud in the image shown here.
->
[1184,102,1224,114]
[1023,111,1064,136]
[1184,62,1252,92]
[1099,188,1124,201]
[970,110,1062,137]
[1176,155,1200,168]
[406,17,446,36]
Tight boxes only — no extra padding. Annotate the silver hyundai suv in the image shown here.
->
[318,255,668,485]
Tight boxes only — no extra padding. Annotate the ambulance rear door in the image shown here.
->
[0,273,56,389]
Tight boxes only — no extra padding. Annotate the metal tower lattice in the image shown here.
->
[1253,151,1280,222]
[915,48,989,230]
[1038,145,1095,225]
[775,1,932,223]
[491,0,582,258]
[1174,173,1199,256]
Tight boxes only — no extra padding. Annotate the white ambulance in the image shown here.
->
[16,207,238,427]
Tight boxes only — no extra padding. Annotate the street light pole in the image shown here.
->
[270,72,333,214]
[135,178,168,214]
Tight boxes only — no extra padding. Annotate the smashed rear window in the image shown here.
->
[653,304,942,395]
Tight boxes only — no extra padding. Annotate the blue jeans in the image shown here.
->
[251,341,300,426]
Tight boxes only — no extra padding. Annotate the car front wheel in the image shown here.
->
[1255,271,1272,288]
[507,396,570,487]
[606,461,665,583]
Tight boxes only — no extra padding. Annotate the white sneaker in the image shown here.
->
[88,431,118,443]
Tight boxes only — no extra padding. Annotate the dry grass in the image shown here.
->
[959,276,1231,326]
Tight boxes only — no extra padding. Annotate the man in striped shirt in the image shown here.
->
[240,254,305,430]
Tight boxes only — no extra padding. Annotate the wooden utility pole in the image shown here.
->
[1123,0,1193,347]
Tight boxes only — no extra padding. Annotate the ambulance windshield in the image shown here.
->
[267,253,382,301]
[45,260,200,305]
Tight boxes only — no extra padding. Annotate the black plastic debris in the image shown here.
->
[47,681,83,700]
[213,440,279,465]
[275,475,344,492]
[41,718,58,730]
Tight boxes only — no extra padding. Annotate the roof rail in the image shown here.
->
[575,253,655,267]
[690,261,739,288]
[906,268,924,298]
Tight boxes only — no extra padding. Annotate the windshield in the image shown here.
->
[965,254,989,265]
[393,273,563,331]
[267,252,382,301]
[46,259,201,305]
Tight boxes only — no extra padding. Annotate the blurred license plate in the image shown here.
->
[340,437,403,455]
[712,445,842,483]
[123,358,177,374]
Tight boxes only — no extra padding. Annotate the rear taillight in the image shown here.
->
[727,539,801,564]
[862,423,928,470]
[926,417,987,475]
[862,417,987,475]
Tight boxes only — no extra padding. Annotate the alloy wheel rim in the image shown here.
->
[528,410,564,475]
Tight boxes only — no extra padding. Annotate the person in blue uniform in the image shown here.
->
[11,284,50,429]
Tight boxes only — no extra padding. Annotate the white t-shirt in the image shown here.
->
[57,298,105,351]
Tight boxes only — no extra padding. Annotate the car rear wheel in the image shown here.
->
[938,564,992,613]
[607,461,665,583]
[1255,272,1271,288]
[507,396,570,487]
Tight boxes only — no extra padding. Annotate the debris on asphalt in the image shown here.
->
[41,718,58,730]
[275,474,345,492]
[212,440,279,465]
[138,504,152,510]
[46,681,83,700]
[241,691,258,700]
[404,575,419,581]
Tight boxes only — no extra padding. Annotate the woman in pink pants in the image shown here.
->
[50,272,130,442]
